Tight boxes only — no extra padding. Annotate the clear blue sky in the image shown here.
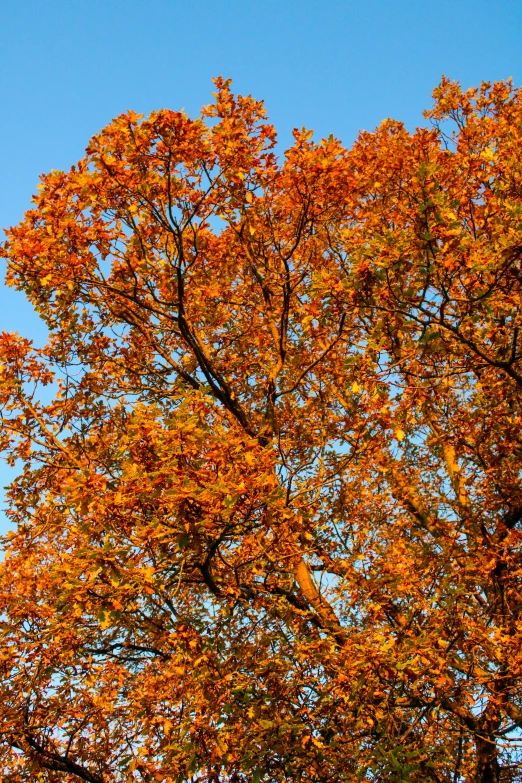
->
[1,0,521,530]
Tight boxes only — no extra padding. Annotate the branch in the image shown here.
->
[277,313,346,398]
[11,734,104,783]
[382,458,439,534]
[425,410,470,510]
[294,557,345,642]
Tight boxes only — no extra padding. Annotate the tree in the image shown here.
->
[1,76,522,783]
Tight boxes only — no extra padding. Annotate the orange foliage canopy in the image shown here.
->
[1,77,522,783]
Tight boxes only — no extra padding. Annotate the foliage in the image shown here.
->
[1,77,522,782]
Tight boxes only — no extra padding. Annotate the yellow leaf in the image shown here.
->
[395,429,405,441]
[99,614,111,630]
[163,719,173,735]
[352,381,361,393]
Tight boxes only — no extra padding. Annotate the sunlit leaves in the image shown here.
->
[1,77,522,782]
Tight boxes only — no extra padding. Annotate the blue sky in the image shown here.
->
[1,0,521,530]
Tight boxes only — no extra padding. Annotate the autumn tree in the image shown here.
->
[1,77,522,783]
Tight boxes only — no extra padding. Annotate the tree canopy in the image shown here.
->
[1,77,522,783]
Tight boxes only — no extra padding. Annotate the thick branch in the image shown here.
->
[294,557,345,639]
[11,735,104,783]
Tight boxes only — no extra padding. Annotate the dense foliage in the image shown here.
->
[1,77,522,782]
